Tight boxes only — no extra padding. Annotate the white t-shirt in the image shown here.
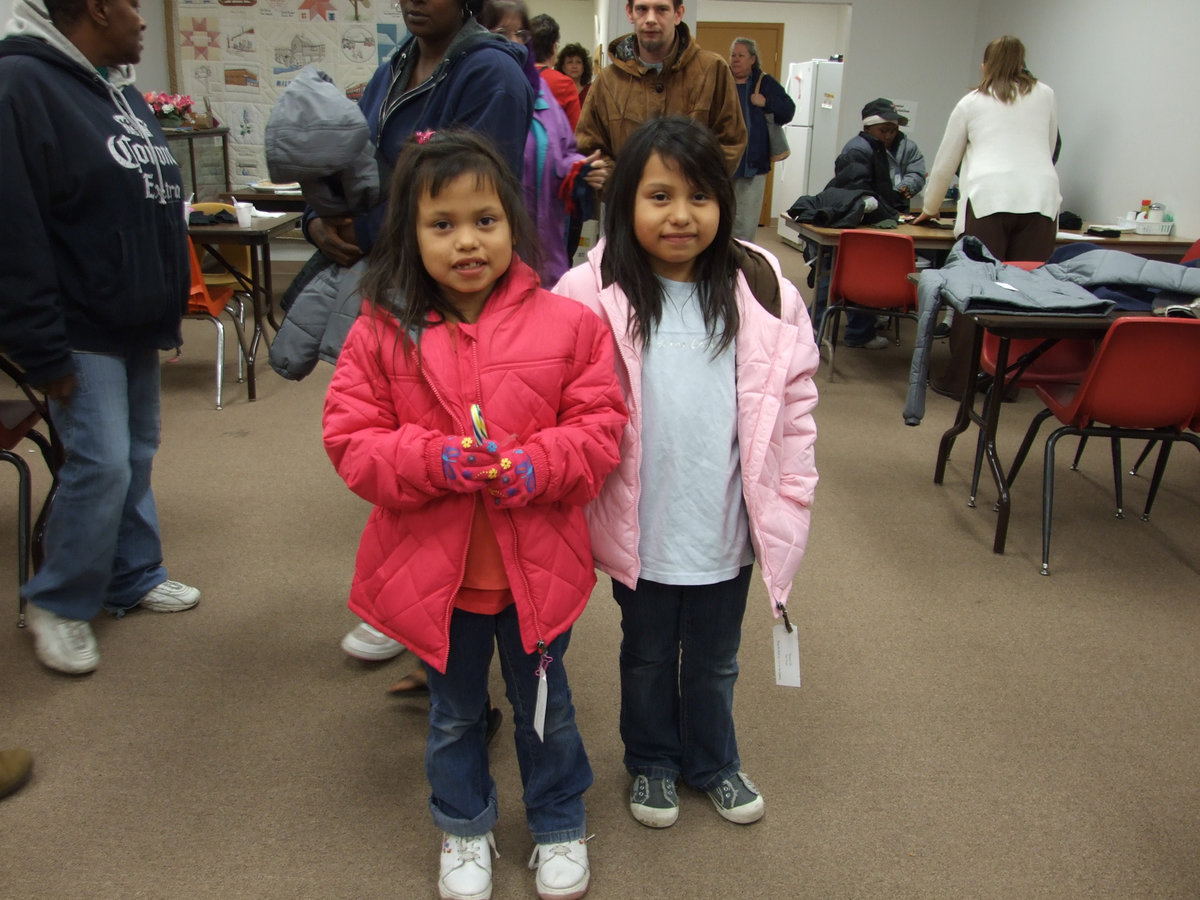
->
[636,276,754,585]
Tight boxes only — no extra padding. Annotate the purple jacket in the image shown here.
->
[524,87,586,285]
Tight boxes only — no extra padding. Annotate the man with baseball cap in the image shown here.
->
[824,97,927,349]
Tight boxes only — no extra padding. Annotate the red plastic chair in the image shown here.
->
[180,238,247,409]
[1004,317,1200,574]
[817,230,917,380]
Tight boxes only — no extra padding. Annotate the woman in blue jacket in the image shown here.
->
[728,37,795,241]
[305,0,534,268]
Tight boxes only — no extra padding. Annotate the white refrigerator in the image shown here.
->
[774,59,844,245]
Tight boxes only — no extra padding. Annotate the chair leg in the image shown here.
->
[1140,440,1174,520]
[1109,436,1124,519]
[1130,439,1157,476]
[820,304,842,381]
[1041,427,1070,576]
[1070,435,1088,470]
[3,450,33,627]
[199,316,225,410]
[1006,407,1053,489]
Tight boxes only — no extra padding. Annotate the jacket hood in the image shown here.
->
[607,21,696,73]
[395,19,527,86]
[4,0,135,87]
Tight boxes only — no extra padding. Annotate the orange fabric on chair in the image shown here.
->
[1180,238,1200,264]
[188,237,235,315]
[190,202,252,290]
[817,229,918,380]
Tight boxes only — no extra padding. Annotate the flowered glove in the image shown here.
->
[485,446,539,508]
[435,435,496,493]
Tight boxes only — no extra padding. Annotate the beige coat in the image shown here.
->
[575,23,747,175]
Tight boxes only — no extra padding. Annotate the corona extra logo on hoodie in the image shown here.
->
[106,111,183,203]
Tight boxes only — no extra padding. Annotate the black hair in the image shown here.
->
[601,116,739,356]
[44,0,89,28]
[529,14,559,64]
[359,129,537,343]
[554,42,592,86]
[476,0,529,34]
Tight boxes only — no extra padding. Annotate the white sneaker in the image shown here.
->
[528,838,589,899]
[439,831,496,900]
[139,579,200,612]
[341,622,406,661]
[26,605,99,674]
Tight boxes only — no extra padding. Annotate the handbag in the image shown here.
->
[756,74,790,163]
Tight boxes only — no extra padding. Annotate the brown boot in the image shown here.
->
[0,748,33,800]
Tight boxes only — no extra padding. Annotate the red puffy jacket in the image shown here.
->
[323,258,627,672]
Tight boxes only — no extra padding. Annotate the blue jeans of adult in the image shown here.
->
[424,605,591,844]
[21,349,168,621]
[612,565,752,792]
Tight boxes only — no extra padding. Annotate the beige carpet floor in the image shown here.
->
[2,225,1199,899]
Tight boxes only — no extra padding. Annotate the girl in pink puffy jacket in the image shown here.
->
[323,130,625,900]
[554,116,820,835]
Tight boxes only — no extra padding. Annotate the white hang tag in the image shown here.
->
[533,653,551,742]
[773,623,802,687]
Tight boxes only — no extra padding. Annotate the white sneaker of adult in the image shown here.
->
[138,579,201,612]
[439,832,497,900]
[26,604,99,675]
[528,838,590,899]
[340,622,406,661]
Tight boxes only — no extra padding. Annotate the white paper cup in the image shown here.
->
[235,202,253,227]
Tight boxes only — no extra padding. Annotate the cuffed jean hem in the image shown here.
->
[627,765,680,782]
[431,791,499,837]
[530,822,587,845]
[694,761,745,794]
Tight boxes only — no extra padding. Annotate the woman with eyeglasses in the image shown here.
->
[303,0,534,272]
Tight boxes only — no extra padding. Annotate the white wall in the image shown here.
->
[527,0,596,59]
[974,0,1199,236]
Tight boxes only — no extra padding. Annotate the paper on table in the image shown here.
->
[1055,231,1099,241]
[251,209,288,218]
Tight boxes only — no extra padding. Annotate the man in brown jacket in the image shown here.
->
[575,0,746,189]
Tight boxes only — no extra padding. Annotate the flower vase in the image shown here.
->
[158,113,183,129]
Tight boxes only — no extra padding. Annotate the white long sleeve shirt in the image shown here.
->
[922,81,1061,235]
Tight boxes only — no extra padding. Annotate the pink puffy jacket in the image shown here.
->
[553,241,819,614]
[323,259,627,671]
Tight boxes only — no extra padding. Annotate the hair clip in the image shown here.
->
[415,130,436,144]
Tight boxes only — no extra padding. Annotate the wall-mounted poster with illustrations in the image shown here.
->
[168,0,407,184]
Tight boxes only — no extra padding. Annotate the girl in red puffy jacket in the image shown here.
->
[322,130,625,900]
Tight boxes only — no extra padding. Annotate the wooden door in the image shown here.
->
[695,21,785,226]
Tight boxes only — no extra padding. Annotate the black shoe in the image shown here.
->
[933,321,951,338]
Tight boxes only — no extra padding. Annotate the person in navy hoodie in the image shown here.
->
[0,0,200,675]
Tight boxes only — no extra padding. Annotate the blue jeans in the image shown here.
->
[424,606,592,843]
[613,565,752,791]
[21,349,167,620]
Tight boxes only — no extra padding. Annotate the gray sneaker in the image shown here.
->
[629,774,679,828]
[706,771,765,824]
[26,604,99,675]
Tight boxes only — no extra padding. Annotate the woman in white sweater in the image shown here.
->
[915,35,1061,397]
[914,35,1060,260]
